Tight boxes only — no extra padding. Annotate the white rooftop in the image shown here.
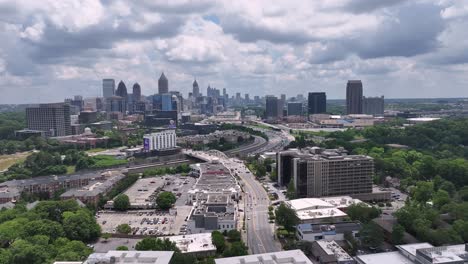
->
[316,240,353,262]
[419,244,466,264]
[168,233,216,254]
[407,117,441,122]
[84,251,174,264]
[288,198,334,211]
[295,208,347,221]
[355,251,414,264]
[215,250,313,264]
[396,243,433,258]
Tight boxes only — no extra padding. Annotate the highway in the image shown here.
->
[224,135,268,156]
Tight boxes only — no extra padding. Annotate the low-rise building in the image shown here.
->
[297,222,361,242]
[355,242,468,264]
[84,251,174,264]
[60,171,126,206]
[168,233,216,257]
[287,197,365,224]
[215,250,313,264]
[311,240,355,264]
[187,193,237,233]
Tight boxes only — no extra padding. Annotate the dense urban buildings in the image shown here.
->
[277,147,373,198]
[363,96,384,115]
[26,103,72,137]
[287,102,303,116]
[143,130,177,151]
[308,92,327,114]
[132,82,141,102]
[193,79,200,97]
[346,80,363,114]
[115,80,128,99]
[102,79,115,98]
[158,72,169,94]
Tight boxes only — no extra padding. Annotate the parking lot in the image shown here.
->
[98,174,197,236]
[97,206,192,236]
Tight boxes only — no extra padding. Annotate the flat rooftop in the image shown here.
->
[215,250,313,264]
[396,243,433,259]
[417,244,467,264]
[355,251,414,264]
[295,208,347,221]
[297,221,361,234]
[195,163,238,192]
[84,250,174,264]
[123,177,165,207]
[315,240,353,262]
[168,233,216,254]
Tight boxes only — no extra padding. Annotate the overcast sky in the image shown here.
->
[0,0,467,103]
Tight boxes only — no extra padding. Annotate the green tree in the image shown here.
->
[223,241,248,257]
[347,204,381,223]
[156,192,176,210]
[116,224,132,234]
[116,246,128,250]
[211,231,226,253]
[23,219,65,241]
[275,203,299,232]
[102,233,111,242]
[433,190,450,209]
[135,238,178,251]
[113,194,130,211]
[62,209,101,242]
[9,239,49,264]
[411,181,434,204]
[392,224,405,245]
[227,229,241,242]
[360,222,384,249]
[286,180,296,199]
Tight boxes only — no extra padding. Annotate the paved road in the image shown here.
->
[223,158,281,254]
[224,135,267,156]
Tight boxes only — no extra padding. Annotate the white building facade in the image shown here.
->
[143,130,177,151]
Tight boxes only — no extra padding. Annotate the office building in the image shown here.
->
[105,96,126,113]
[144,111,178,127]
[346,80,363,114]
[102,79,115,98]
[363,96,384,116]
[308,92,327,114]
[158,72,168,94]
[288,102,303,116]
[143,130,177,151]
[193,79,200,97]
[215,250,313,264]
[265,95,279,120]
[297,221,361,242]
[132,82,141,102]
[26,103,72,137]
[115,81,128,99]
[277,147,373,198]
[168,233,216,257]
[162,94,174,111]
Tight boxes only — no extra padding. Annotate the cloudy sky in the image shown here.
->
[0,0,467,103]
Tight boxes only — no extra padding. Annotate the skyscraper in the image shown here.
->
[102,79,115,98]
[193,79,200,97]
[308,92,327,114]
[287,102,303,116]
[265,95,279,120]
[363,96,384,116]
[132,83,141,102]
[26,103,72,137]
[115,81,128,98]
[158,72,168,94]
[346,80,363,114]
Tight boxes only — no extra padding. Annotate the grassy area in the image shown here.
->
[0,152,32,171]
[90,155,128,168]
[85,148,107,153]
[66,166,76,174]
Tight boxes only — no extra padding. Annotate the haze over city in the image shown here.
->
[1,0,468,103]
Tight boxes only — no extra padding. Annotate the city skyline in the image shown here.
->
[1,1,468,104]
